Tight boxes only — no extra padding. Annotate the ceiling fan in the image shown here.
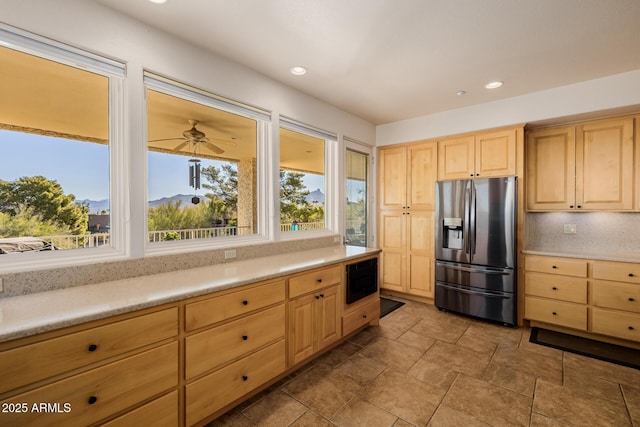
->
[149,119,235,155]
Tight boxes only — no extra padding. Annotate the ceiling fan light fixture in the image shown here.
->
[289,66,308,76]
[485,81,503,89]
[147,0,168,4]
[456,90,466,96]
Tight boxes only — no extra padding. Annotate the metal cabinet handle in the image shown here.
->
[362,314,367,319]
[552,287,558,291]
[88,344,98,352]
[242,335,248,341]
[629,298,636,302]
[88,396,98,405]
[629,273,635,277]
[242,300,248,306]
[316,278,323,283]
[552,312,557,316]
[629,326,635,331]
[551,265,557,269]
[242,375,248,381]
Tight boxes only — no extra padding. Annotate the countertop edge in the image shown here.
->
[0,246,381,343]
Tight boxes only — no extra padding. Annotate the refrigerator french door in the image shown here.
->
[434,177,516,326]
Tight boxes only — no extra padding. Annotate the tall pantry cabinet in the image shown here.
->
[378,142,437,298]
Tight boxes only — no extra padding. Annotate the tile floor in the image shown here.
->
[208,299,640,426]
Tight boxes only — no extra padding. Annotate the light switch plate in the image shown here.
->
[563,224,577,234]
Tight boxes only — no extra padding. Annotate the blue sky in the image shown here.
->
[0,130,325,202]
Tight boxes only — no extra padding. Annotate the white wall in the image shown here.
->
[377,69,640,145]
[0,0,375,144]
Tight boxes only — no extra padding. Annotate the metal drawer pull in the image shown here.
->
[242,300,248,306]
[316,278,323,283]
[320,294,324,298]
[629,326,635,331]
[242,335,248,341]
[242,375,248,381]
[552,287,558,291]
[315,295,320,300]
[629,273,635,277]
[552,312,557,316]
[362,314,367,319]
[629,298,636,302]
[551,265,557,269]
[88,396,98,405]
[88,344,98,352]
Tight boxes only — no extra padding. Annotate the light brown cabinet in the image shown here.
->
[527,117,634,211]
[438,129,516,180]
[0,308,179,427]
[525,255,640,345]
[379,141,437,298]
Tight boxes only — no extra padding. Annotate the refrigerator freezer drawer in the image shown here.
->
[435,261,515,293]
[435,282,516,326]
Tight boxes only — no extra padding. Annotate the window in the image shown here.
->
[145,74,268,245]
[279,126,328,232]
[0,28,123,259]
[345,148,369,246]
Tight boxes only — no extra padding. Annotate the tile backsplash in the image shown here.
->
[526,212,640,254]
[0,236,339,298]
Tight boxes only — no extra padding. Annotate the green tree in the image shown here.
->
[201,164,238,224]
[0,206,73,238]
[0,176,88,235]
[279,170,324,224]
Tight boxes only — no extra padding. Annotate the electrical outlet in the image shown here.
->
[563,224,577,234]
[224,249,236,259]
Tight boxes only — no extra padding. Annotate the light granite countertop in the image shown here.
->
[523,247,640,263]
[0,245,380,343]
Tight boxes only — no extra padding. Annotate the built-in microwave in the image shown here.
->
[345,257,378,304]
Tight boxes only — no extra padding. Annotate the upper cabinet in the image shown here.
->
[438,129,517,180]
[527,117,634,211]
[379,142,438,211]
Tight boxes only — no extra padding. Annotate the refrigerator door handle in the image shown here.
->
[436,262,511,275]
[437,283,511,299]
[464,181,471,256]
[470,181,476,256]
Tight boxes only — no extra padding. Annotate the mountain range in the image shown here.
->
[77,189,325,213]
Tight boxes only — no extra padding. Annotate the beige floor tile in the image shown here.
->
[463,322,523,348]
[529,413,572,427]
[361,369,446,426]
[358,337,425,372]
[335,353,386,385]
[206,409,255,426]
[421,341,492,378]
[563,352,640,389]
[408,358,459,389]
[241,389,307,426]
[396,329,437,352]
[331,397,398,427]
[313,341,362,368]
[518,328,563,360]
[456,331,498,354]
[282,364,363,418]
[491,345,563,384]
[391,419,414,427]
[563,365,624,403]
[348,325,381,347]
[533,380,631,426]
[482,362,536,397]
[408,316,469,343]
[427,405,492,427]
[442,375,532,427]
[289,411,334,426]
[621,384,640,426]
[377,311,422,340]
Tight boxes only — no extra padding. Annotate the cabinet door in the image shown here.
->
[526,127,576,210]
[315,285,341,351]
[406,211,434,297]
[438,136,475,180]
[576,118,634,210]
[475,129,516,177]
[288,294,316,366]
[379,210,405,292]
[408,142,438,210]
[378,146,407,209]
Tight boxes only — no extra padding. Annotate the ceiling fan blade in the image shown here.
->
[201,141,224,154]
[204,137,236,147]
[173,141,189,151]
[149,137,185,143]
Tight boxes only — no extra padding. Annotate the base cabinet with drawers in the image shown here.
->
[0,253,380,427]
[524,254,640,346]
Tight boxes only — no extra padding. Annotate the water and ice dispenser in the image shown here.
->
[442,217,464,250]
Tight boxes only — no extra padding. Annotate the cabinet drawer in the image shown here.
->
[592,308,640,342]
[525,297,587,330]
[186,340,285,426]
[0,308,178,395]
[186,305,285,379]
[185,280,285,331]
[525,256,587,277]
[0,342,178,427]
[343,297,380,336]
[525,272,587,304]
[593,280,640,313]
[101,390,178,427]
[593,261,640,285]
[289,265,342,299]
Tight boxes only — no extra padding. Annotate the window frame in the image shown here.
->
[142,73,273,255]
[0,24,127,273]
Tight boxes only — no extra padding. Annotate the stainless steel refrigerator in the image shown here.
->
[434,177,516,326]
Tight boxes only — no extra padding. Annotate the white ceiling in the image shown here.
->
[96,0,640,125]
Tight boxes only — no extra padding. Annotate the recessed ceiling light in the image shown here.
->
[147,0,167,4]
[456,90,466,96]
[289,66,308,76]
[485,81,503,89]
